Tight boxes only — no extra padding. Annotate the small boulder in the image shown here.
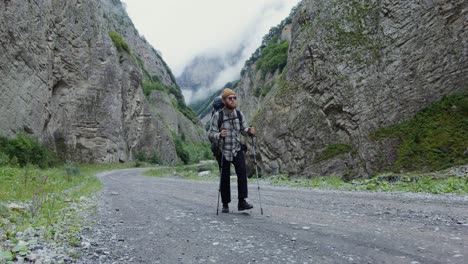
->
[198,171,210,176]
[7,203,26,212]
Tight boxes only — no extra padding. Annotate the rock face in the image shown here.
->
[237,0,467,177]
[0,0,204,164]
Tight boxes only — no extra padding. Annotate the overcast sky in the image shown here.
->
[122,0,300,77]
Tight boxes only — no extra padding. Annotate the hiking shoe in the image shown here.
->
[238,200,253,211]
[222,204,229,213]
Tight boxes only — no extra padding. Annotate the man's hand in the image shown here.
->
[248,127,255,137]
[220,129,228,138]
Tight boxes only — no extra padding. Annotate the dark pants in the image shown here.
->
[220,150,248,205]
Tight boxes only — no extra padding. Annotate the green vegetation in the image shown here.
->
[108,31,131,54]
[171,133,211,165]
[135,55,154,80]
[296,0,383,69]
[183,142,212,164]
[0,163,134,259]
[174,135,190,165]
[244,5,297,71]
[254,82,275,98]
[142,80,166,97]
[316,144,354,162]
[326,0,382,64]
[133,137,210,166]
[143,162,467,195]
[135,149,162,165]
[256,38,289,75]
[0,163,131,222]
[0,134,58,168]
[266,172,468,195]
[144,162,219,180]
[143,80,199,125]
[372,94,468,172]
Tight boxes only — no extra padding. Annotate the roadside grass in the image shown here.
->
[0,163,136,260]
[144,161,467,195]
[266,168,468,195]
[144,161,219,181]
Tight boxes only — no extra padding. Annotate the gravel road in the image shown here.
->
[78,168,467,264]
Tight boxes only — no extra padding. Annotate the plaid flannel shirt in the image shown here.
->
[208,108,249,161]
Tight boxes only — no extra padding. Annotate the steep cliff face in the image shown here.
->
[0,0,204,164]
[238,0,467,177]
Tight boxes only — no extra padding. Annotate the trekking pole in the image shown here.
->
[251,136,264,215]
[216,138,225,215]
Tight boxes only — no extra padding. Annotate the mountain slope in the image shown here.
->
[0,0,204,164]
[236,0,467,177]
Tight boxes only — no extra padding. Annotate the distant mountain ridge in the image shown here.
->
[176,44,245,105]
[177,56,225,93]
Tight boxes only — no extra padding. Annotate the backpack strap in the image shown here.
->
[217,110,243,130]
[217,110,224,130]
[236,110,243,125]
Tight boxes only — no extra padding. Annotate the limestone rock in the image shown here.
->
[0,0,203,164]
[237,0,467,177]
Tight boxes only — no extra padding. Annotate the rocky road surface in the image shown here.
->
[78,168,468,264]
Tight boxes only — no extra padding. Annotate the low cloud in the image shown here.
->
[123,0,300,77]
[181,1,300,104]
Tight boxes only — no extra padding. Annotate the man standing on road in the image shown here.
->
[209,88,255,213]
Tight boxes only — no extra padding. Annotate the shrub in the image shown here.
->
[142,81,166,97]
[108,31,131,54]
[7,135,48,168]
[65,162,80,178]
[316,144,354,162]
[372,94,468,171]
[0,151,9,166]
[174,136,190,165]
[184,143,211,164]
[256,38,289,75]
[0,134,56,168]
[0,135,8,149]
[135,150,162,165]
[254,83,275,98]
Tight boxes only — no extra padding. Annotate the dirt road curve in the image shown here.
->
[78,168,467,264]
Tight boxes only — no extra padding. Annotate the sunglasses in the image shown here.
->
[227,96,237,101]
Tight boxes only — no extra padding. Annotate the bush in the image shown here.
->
[108,31,131,54]
[0,134,56,168]
[65,162,80,176]
[184,143,211,164]
[135,150,162,165]
[0,135,8,149]
[372,94,468,171]
[256,38,289,75]
[316,144,354,162]
[11,135,51,168]
[254,83,275,98]
[0,151,9,166]
[174,136,190,165]
[142,81,166,97]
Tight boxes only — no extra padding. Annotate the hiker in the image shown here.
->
[209,88,255,213]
